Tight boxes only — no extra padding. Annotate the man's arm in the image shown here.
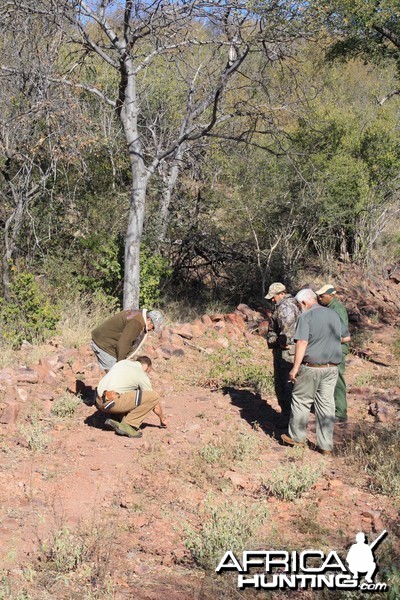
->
[289,340,308,383]
[339,318,351,345]
[277,304,299,349]
[266,314,279,347]
[153,402,167,427]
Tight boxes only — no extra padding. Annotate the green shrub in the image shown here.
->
[198,425,260,468]
[199,443,224,465]
[0,268,59,347]
[140,247,172,308]
[262,463,323,501]
[42,527,84,573]
[344,425,400,499]
[51,393,80,418]
[19,415,50,452]
[185,496,268,570]
[232,427,260,462]
[203,347,273,395]
[353,372,373,387]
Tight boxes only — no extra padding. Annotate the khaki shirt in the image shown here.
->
[97,360,152,396]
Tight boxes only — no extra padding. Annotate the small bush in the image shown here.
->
[198,425,260,468]
[343,425,400,499]
[353,372,373,387]
[203,347,273,395]
[43,527,84,573]
[19,410,50,452]
[232,428,260,462]
[185,496,268,570]
[51,393,80,418]
[0,268,59,348]
[199,443,224,465]
[262,463,323,501]
[140,247,172,308]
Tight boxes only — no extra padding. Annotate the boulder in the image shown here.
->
[201,315,213,326]
[16,368,39,384]
[209,313,225,322]
[170,334,184,347]
[171,324,193,340]
[0,402,20,425]
[0,370,14,387]
[257,320,270,337]
[225,313,246,330]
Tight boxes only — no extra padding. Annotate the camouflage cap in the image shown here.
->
[315,284,336,296]
[148,310,164,332]
[265,282,286,300]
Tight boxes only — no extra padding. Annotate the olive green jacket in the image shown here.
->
[92,310,146,360]
[328,297,349,355]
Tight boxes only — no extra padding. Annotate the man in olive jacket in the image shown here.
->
[91,309,163,372]
[266,282,300,424]
[316,284,349,422]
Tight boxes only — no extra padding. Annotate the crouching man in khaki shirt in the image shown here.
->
[96,355,167,438]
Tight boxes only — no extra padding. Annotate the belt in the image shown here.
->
[302,363,339,368]
[96,390,119,411]
[96,389,142,410]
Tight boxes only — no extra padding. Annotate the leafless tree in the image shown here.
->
[1,0,312,306]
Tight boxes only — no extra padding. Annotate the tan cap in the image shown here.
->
[265,282,286,300]
[315,284,336,295]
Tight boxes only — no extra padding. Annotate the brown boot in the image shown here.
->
[281,433,306,447]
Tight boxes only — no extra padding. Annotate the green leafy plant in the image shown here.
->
[353,372,374,387]
[185,496,268,570]
[198,425,260,468]
[199,442,224,465]
[343,425,400,499]
[139,247,172,308]
[51,393,80,418]
[262,463,323,501]
[203,347,273,395]
[42,527,84,573]
[19,407,50,453]
[0,267,59,347]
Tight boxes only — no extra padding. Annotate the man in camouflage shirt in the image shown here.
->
[266,282,300,424]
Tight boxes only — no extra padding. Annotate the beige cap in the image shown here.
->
[265,282,286,300]
[315,284,336,295]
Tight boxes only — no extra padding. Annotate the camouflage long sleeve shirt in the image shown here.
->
[267,294,300,350]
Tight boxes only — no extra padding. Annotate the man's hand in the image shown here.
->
[289,366,299,383]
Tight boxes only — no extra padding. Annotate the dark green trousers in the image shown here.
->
[334,353,347,418]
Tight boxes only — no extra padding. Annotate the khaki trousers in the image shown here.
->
[98,390,159,428]
[288,365,338,451]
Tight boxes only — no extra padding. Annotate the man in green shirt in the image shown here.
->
[316,284,349,422]
[91,309,164,372]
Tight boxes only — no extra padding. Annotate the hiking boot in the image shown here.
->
[281,433,306,447]
[104,418,120,431]
[335,416,347,423]
[113,421,143,438]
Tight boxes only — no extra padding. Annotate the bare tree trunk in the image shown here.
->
[120,54,148,309]
[158,145,186,246]
[2,201,24,299]
[124,169,148,308]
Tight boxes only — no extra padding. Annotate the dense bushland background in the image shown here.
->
[1,1,399,346]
